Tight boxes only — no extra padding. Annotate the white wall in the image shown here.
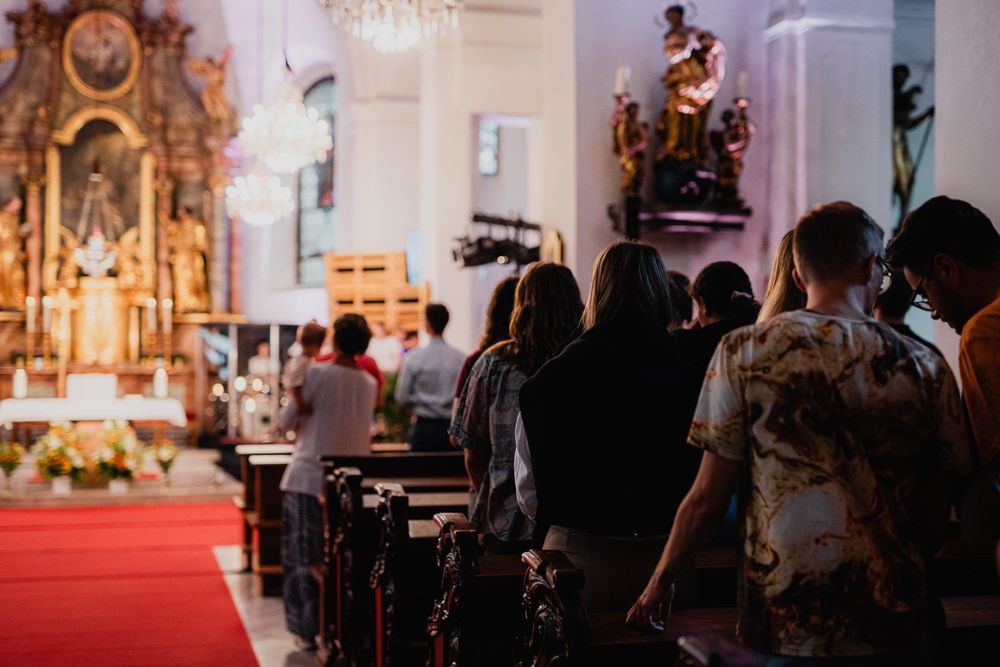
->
[933,0,1000,367]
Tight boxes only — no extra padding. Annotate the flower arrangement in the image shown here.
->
[0,442,25,484]
[154,442,178,476]
[93,421,143,481]
[32,424,85,480]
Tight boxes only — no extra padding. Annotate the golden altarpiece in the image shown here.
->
[0,0,242,424]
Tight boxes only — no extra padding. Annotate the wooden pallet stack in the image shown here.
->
[323,252,430,332]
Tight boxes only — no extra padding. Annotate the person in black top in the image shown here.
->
[672,261,760,547]
[674,261,761,402]
[873,271,942,356]
[518,240,699,611]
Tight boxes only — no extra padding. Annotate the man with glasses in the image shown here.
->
[629,202,969,665]
[887,195,1000,539]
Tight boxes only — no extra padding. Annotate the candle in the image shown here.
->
[614,66,631,96]
[162,298,173,335]
[25,296,35,334]
[41,296,53,333]
[153,367,168,398]
[737,70,749,99]
[58,290,70,342]
[12,368,27,399]
[146,298,157,334]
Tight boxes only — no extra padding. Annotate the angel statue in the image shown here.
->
[614,101,649,196]
[710,99,755,207]
[893,63,934,223]
[0,197,27,310]
[656,5,726,165]
[187,46,234,128]
[167,208,210,313]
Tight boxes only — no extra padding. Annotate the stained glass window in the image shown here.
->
[297,77,336,286]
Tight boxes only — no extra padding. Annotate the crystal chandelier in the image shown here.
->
[319,0,463,54]
[225,161,295,227]
[238,75,333,175]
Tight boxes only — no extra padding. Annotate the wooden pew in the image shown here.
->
[246,453,291,596]
[315,468,471,666]
[369,483,441,667]
[320,450,466,478]
[234,443,295,571]
[426,513,525,667]
[517,548,1000,667]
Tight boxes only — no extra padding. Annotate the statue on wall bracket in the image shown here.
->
[892,63,934,228]
[652,4,724,205]
[710,98,755,208]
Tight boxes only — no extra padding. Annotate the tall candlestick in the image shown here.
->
[57,289,70,343]
[145,298,157,334]
[614,66,631,96]
[25,296,36,334]
[737,70,749,99]
[41,296,53,333]
[162,298,173,335]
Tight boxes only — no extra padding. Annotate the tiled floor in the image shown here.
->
[215,546,316,667]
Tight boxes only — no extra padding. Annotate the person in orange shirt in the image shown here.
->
[888,195,1000,539]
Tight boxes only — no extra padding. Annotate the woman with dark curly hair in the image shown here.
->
[517,241,699,610]
[451,262,583,554]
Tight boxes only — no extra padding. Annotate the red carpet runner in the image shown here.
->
[0,503,258,666]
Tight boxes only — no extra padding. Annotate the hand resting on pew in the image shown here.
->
[626,452,740,632]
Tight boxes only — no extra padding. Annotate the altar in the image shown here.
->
[0,397,187,428]
[0,0,245,432]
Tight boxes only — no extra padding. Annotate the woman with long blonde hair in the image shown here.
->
[757,229,807,322]
[517,241,699,610]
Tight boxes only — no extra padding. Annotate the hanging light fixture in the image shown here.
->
[238,76,332,174]
[238,0,332,175]
[318,0,463,54]
[225,160,295,227]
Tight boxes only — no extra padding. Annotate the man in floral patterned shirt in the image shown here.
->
[628,202,970,664]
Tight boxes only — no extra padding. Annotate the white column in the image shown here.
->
[764,0,895,245]
[932,0,1000,364]
[420,37,475,351]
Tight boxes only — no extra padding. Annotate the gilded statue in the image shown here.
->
[614,100,649,196]
[115,227,143,290]
[892,64,934,222]
[656,5,726,165]
[0,197,27,310]
[710,99,755,207]
[187,46,234,128]
[57,228,80,285]
[167,208,210,313]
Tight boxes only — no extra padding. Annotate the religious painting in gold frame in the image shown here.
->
[44,105,155,294]
[62,9,141,101]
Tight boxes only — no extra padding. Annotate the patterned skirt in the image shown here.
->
[281,491,323,638]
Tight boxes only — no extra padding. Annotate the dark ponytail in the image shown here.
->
[690,261,761,321]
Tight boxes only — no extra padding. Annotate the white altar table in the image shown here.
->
[0,398,188,427]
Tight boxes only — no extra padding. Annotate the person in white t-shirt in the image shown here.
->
[366,321,404,373]
[277,314,377,650]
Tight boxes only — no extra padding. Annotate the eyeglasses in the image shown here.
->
[875,256,892,295]
[910,267,934,311]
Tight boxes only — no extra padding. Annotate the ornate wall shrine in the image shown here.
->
[0,0,242,426]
